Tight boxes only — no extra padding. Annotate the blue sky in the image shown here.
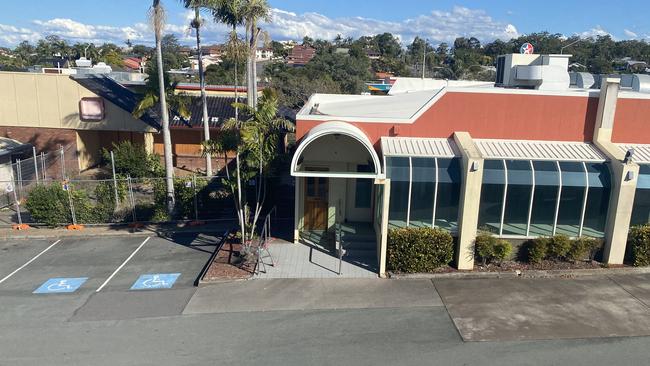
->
[0,0,648,47]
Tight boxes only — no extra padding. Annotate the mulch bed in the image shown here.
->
[474,259,610,272]
[202,240,257,281]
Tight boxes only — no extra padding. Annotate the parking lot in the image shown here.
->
[0,232,225,323]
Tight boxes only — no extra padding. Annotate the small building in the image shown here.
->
[287,45,316,66]
[291,53,650,276]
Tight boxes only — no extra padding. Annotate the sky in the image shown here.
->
[0,0,648,48]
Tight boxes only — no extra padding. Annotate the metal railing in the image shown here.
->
[336,222,343,275]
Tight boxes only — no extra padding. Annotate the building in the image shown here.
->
[255,47,274,61]
[0,72,159,176]
[287,45,316,66]
[291,53,650,276]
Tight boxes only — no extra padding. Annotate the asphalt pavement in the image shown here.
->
[2,236,650,365]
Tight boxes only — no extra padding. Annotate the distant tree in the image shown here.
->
[270,40,288,58]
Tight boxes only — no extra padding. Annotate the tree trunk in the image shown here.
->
[246,20,259,109]
[232,25,246,245]
[155,16,175,215]
[195,8,212,177]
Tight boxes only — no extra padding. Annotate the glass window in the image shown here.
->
[478,160,506,234]
[632,165,650,226]
[435,158,461,231]
[502,160,533,235]
[387,157,410,228]
[581,163,610,237]
[354,165,373,208]
[556,162,586,237]
[409,158,436,227]
[529,161,560,237]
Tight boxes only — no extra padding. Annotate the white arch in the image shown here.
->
[291,121,382,178]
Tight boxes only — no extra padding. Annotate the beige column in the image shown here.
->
[593,77,639,264]
[375,178,390,278]
[453,132,484,270]
[143,132,155,155]
[294,176,303,243]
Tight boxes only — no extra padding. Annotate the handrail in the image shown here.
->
[195,227,233,286]
[336,222,343,275]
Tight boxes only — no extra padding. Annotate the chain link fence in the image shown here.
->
[0,175,237,228]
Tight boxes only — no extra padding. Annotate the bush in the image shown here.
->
[101,141,163,178]
[387,227,454,273]
[547,234,571,261]
[567,237,601,262]
[528,237,551,264]
[629,225,650,267]
[475,232,512,266]
[25,184,70,227]
[492,240,513,265]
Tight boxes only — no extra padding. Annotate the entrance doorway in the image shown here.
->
[304,176,328,230]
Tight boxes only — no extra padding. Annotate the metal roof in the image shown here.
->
[618,144,650,164]
[381,137,459,158]
[474,139,608,162]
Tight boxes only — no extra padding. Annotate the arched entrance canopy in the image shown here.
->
[291,121,382,178]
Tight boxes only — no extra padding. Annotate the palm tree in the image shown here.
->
[180,0,214,176]
[150,0,175,214]
[210,0,248,242]
[242,0,270,108]
[225,88,294,239]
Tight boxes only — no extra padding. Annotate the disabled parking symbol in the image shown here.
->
[130,273,180,290]
[34,277,88,294]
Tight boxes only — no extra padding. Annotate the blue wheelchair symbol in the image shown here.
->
[34,277,88,294]
[131,273,180,290]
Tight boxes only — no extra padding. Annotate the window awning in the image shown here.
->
[381,137,459,158]
[618,143,650,164]
[474,139,607,162]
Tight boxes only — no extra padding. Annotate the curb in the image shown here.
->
[388,266,650,280]
[0,225,233,241]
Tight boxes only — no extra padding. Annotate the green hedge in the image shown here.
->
[475,232,512,266]
[25,182,120,227]
[629,225,650,267]
[387,227,454,273]
[527,235,602,264]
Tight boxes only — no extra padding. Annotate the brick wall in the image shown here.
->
[0,126,79,179]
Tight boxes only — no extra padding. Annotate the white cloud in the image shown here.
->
[576,25,612,39]
[263,6,518,45]
[624,29,638,38]
[0,6,519,48]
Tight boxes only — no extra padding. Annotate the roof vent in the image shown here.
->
[632,74,650,93]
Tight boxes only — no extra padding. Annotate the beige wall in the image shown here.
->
[0,72,155,133]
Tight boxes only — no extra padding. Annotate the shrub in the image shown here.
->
[492,240,513,265]
[475,232,497,266]
[387,227,454,273]
[528,237,551,264]
[629,225,650,267]
[547,234,571,261]
[25,184,70,227]
[101,141,163,178]
[567,237,601,262]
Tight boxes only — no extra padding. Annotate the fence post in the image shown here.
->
[65,180,77,227]
[11,169,23,227]
[110,151,119,205]
[32,147,39,183]
[60,146,65,179]
[193,174,198,221]
[41,152,46,181]
[127,176,137,223]
[16,159,23,202]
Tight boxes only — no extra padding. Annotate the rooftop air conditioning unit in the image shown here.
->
[495,53,571,90]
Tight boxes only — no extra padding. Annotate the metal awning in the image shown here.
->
[618,144,650,164]
[381,137,459,158]
[474,139,608,162]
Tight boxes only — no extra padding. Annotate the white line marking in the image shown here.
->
[95,236,150,292]
[0,239,62,285]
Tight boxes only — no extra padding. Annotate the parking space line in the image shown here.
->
[0,240,62,285]
[95,236,150,292]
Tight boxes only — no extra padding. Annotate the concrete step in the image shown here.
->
[343,247,376,258]
[342,240,376,251]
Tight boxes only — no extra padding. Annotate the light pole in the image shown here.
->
[560,39,581,54]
